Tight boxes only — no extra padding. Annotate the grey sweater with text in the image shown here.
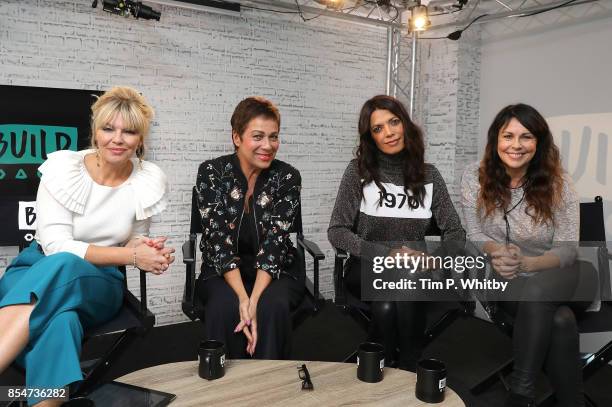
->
[328,152,465,260]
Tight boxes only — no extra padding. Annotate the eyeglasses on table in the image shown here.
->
[297,364,314,390]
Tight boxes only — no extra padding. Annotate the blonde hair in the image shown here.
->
[90,86,154,159]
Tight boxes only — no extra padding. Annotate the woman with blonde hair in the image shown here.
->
[0,86,173,406]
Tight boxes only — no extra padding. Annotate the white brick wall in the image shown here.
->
[0,0,388,324]
[410,28,481,205]
[454,30,482,199]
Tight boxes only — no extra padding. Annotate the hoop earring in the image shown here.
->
[136,145,144,169]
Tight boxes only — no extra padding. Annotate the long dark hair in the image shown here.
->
[356,95,426,206]
[479,103,564,225]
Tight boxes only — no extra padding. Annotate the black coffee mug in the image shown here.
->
[356,342,385,383]
[198,340,226,380]
[415,358,446,403]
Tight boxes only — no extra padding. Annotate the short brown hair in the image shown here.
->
[230,96,280,139]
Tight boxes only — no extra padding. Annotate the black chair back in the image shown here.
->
[580,196,606,242]
[183,186,314,322]
[190,185,201,236]
[579,196,610,300]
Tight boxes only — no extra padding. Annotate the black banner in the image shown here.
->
[0,85,101,246]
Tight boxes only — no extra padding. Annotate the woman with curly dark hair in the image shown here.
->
[461,103,595,407]
[328,95,465,370]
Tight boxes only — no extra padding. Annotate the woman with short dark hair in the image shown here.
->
[195,96,304,359]
[328,95,465,370]
[461,103,595,407]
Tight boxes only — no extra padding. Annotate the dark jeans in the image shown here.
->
[346,258,425,369]
[495,261,597,406]
[196,271,304,360]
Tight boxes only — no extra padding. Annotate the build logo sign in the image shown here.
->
[0,85,101,246]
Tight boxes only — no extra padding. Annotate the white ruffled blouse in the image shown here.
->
[34,149,168,258]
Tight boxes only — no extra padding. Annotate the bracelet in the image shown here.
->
[518,258,528,273]
[132,249,138,269]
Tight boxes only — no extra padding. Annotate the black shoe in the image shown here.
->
[504,392,535,407]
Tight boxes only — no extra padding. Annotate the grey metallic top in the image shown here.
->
[460,161,579,268]
[328,151,465,260]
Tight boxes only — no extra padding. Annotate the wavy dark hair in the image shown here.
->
[479,103,564,225]
[357,95,426,207]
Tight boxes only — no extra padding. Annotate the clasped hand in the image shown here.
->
[388,246,431,272]
[490,243,523,279]
[234,296,258,356]
[134,236,176,274]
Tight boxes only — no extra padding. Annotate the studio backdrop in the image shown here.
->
[0,85,100,246]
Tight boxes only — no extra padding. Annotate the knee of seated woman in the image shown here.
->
[552,306,577,331]
[38,252,96,276]
[45,251,84,265]
[258,296,290,317]
[518,279,549,301]
[371,301,395,317]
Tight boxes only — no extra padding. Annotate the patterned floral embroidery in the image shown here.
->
[196,154,301,279]
[230,186,242,201]
[276,220,291,231]
[256,191,271,208]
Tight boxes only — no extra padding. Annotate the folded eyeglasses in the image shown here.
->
[297,364,314,390]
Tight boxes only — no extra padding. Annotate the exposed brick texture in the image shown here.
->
[0,0,388,325]
[0,1,484,326]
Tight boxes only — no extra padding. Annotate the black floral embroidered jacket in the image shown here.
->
[196,153,301,280]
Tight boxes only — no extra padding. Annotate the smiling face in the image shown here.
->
[370,109,405,155]
[94,113,141,167]
[497,117,537,180]
[233,116,280,174]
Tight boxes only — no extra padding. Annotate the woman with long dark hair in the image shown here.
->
[328,95,465,369]
[461,103,595,407]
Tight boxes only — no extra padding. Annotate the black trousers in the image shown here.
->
[346,259,425,369]
[196,272,304,359]
[495,261,597,406]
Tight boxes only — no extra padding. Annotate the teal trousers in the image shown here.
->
[0,243,124,405]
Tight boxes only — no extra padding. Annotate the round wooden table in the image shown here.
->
[117,360,465,406]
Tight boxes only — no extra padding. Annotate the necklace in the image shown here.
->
[503,189,526,245]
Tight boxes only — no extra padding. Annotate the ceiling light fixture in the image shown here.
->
[314,0,346,10]
[409,3,431,32]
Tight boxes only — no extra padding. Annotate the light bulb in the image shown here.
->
[409,5,430,32]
